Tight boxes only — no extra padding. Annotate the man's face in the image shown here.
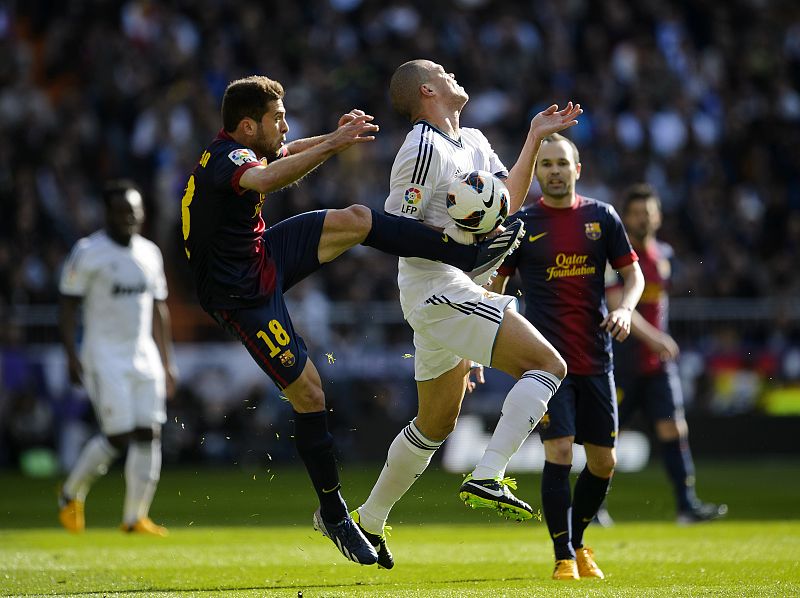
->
[425,62,469,108]
[624,197,662,241]
[107,189,144,244]
[252,99,289,158]
[535,140,581,199]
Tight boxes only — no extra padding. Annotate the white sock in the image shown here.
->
[472,370,561,481]
[63,435,118,501]
[123,439,162,524]
[358,420,442,533]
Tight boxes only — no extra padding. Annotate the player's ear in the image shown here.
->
[239,117,256,137]
[420,83,435,97]
[575,162,582,180]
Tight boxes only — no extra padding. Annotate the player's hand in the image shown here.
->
[67,355,84,386]
[646,332,680,361]
[330,112,379,149]
[337,108,367,127]
[466,362,485,393]
[601,307,632,341]
[530,102,582,139]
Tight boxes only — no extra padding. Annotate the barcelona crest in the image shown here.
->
[279,350,296,367]
[584,221,602,240]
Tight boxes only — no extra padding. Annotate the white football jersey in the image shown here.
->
[385,121,507,315]
[59,230,168,378]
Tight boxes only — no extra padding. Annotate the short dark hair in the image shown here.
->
[622,183,661,214]
[540,132,580,164]
[390,60,432,122]
[102,179,140,208]
[221,76,285,132]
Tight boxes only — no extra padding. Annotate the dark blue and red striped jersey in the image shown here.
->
[499,196,638,375]
[181,130,277,311]
[612,239,673,377]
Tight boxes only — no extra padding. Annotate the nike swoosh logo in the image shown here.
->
[528,232,548,243]
[322,484,341,494]
[482,179,495,208]
[582,517,594,523]
[442,234,449,243]
[552,531,568,539]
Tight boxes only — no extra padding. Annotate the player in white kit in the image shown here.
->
[58,180,177,536]
[352,59,581,568]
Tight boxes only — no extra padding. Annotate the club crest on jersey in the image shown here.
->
[584,222,602,240]
[228,148,258,166]
[402,187,421,216]
[279,349,295,367]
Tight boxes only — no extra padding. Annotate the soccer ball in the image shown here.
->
[446,170,510,234]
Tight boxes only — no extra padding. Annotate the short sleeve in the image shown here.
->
[384,138,443,221]
[213,146,262,196]
[606,205,638,269]
[59,240,91,297]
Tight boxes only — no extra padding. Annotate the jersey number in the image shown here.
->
[256,320,291,357]
[181,175,195,258]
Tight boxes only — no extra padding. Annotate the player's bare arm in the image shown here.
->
[58,294,84,385]
[504,103,583,213]
[606,287,679,360]
[239,114,379,194]
[281,109,373,155]
[153,299,178,399]
[601,261,644,341]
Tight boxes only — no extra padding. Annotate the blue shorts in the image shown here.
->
[616,363,684,424]
[212,210,326,390]
[538,372,618,447]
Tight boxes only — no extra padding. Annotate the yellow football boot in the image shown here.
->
[575,546,604,579]
[58,496,85,533]
[121,517,169,537]
[552,559,580,580]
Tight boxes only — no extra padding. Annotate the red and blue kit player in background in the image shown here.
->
[607,183,727,525]
[485,133,644,580]
[180,76,522,565]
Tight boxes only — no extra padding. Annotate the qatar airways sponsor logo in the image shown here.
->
[545,253,596,281]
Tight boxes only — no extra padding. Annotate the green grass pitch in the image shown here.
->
[1,460,799,597]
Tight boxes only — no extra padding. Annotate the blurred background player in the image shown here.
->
[353,59,581,569]
[484,133,644,580]
[181,75,522,565]
[58,180,177,536]
[605,183,728,525]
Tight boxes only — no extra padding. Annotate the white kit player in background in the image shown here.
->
[351,59,582,569]
[58,180,177,536]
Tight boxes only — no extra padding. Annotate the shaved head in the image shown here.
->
[390,59,435,121]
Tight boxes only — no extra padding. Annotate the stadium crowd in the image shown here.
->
[1,0,800,468]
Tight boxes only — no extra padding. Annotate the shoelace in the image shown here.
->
[497,477,519,491]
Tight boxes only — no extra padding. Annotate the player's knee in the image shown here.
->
[344,204,373,236]
[545,438,573,464]
[547,351,567,381]
[416,415,456,443]
[587,452,616,478]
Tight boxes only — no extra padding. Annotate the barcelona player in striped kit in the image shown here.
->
[483,133,645,580]
[181,75,522,565]
[607,184,727,525]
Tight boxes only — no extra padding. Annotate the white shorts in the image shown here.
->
[83,362,166,436]
[407,281,517,381]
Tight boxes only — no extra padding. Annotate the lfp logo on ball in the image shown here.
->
[402,187,421,216]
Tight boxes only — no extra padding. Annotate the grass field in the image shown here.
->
[1,460,799,597]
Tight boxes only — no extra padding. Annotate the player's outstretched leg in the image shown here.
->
[356,207,525,272]
[351,509,394,569]
[313,509,378,565]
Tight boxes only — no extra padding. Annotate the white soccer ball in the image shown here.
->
[446,170,510,234]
